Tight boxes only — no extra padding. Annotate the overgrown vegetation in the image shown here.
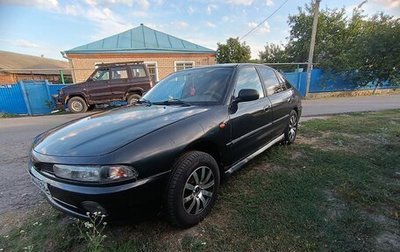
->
[1,110,399,251]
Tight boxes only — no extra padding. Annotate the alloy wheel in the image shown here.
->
[288,113,298,142]
[182,166,215,215]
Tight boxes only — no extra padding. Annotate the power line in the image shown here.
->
[239,0,290,41]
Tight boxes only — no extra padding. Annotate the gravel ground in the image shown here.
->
[0,94,399,230]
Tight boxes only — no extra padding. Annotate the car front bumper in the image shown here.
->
[29,165,170,220]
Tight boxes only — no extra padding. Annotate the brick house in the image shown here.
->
[62,24,216,83]
[0,51,72,84]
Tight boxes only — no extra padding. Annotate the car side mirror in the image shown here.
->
[234,89,259,103]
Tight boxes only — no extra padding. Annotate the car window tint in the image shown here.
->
[234,67,264,98]
[258,67,282,95]
[92,68,109,81]
[111,67,128,80]
[130,66,147,78]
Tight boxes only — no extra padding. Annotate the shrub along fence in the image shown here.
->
[0,69,397,115]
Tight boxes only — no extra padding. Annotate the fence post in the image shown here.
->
[44,80,54,110]
[18,81,32,115]
[60,70,65,84]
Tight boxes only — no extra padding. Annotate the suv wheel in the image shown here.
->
[67,97,88,113]
[283,110,298,144]
[127,94,141,105]
[166,151,220,227]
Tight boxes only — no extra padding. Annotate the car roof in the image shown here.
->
[181,63,275,71]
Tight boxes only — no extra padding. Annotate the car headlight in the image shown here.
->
[53,164,138,183]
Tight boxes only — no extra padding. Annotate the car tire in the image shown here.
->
[166,151,220,228]
[283,110,298,145]
[67,97,88,113]
[127,94,141,105]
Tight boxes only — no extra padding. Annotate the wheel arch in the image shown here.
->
[182,139,224,178]
[124,88,144,99]
[66,93,88,105]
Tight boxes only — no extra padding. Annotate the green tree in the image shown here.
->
[216,37,251,63]
[282,3,399,88]
[259,43,289,63]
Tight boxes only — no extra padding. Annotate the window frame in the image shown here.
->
[110,66,129,80]
[232,66,265,100]
[129,65,147,78]
[144,61,159,81]
[174,61,195,72]
[89,67,110,82]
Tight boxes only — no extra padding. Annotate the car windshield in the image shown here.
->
[142,67,233,105]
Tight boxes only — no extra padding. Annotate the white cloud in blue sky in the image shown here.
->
[0,0,398,60]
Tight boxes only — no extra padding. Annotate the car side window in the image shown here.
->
[233,67,264,99]
[111,67,128,80]
[92,68,110,81]
[275,72,292,90]
[257,67,283,96]
[130,66,147,78]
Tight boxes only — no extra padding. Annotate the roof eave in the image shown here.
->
[64,49,216,55]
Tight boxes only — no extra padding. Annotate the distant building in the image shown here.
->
[0,51,71,84]
[62,24,216,83]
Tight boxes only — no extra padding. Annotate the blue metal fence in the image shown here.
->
[284,69,397,96]
[0,81,67,115]
[0,70,398,115]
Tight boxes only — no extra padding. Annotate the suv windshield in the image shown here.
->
[143,67,233,105]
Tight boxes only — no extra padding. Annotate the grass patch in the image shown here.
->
[1,110,399,251]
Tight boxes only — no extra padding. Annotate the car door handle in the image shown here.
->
[287,97,293,103]
[264,104,271,111]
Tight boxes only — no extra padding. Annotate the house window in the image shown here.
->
[145,62,158,82]
[174,61,195,72]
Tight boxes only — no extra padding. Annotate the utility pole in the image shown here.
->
[305,0,321,97]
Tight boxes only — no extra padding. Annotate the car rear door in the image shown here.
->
[87,68,112,103]
[109,66,129,101]
[256,66,295,136]
[228,66,274,165]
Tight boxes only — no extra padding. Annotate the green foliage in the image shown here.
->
[258,3,400,87]
[216,37,251,63]
[259,43,289,63]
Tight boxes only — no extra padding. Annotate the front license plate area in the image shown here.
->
[32,176,51,198]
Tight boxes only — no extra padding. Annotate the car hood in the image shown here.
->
[33,105,209,157]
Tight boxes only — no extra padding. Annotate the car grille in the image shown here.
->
[34,162,54,174]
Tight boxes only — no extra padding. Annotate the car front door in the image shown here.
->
[257,66,295,136]
[228,66,274,165]
[87,68,112,103]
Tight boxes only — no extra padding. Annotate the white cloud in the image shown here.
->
[153,0,164,5]
[248,21,270,33]
[188,6,195,14]
[207,4,218,15]
[226,0,253,6]
[206,21,216,28]
[0,39,43,49]
[0,0,59,10]
[65,4,79,16]
[222,15,233,22]
[266,0,274,6]
[15,39,42,48]
[84,0,150,9]
[372,0,400,8]
[174,21,189,29]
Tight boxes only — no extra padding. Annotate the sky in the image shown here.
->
[0,0,399,61]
